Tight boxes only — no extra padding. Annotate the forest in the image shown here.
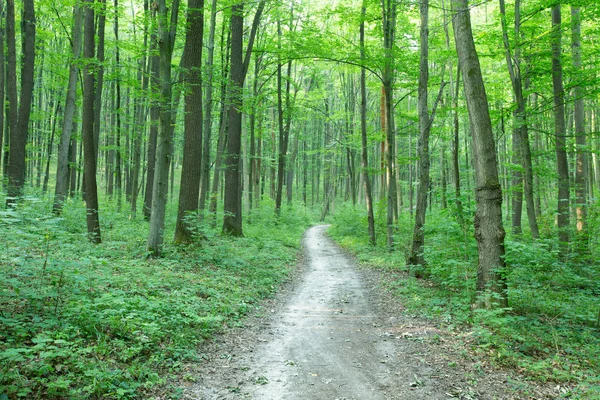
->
[0,0,599,397]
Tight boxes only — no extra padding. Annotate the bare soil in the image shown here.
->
[180,225,565,399]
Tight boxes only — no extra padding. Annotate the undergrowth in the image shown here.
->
[329,202,600,399]
[0,195,312,399]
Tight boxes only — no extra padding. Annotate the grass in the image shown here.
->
[328,202,600,399]
[0,193,313,399]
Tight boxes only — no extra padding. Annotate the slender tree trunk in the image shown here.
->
[147,0,180,255]
[53,1,83,213]
[499,0,538,238]
[360,1,376,245]
[223,2,244,236]
[199,0,218,216]
[551,4,570,248]
[144,36,160,219]
[7,0,35,203]
[5,0,17,193]
[382,0,398,249]
[222,0,264,234]
[208,21,231,222]
[113,0,123,206]
[93,0,106,159]
[130,0,149,215]
[571,6,587,237]
[43,102,61,194]
[82,0,101,243]
[452,0,507,308]
[408,0,431,273]
[174,0,204,243]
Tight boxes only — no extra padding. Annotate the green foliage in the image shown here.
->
[329,206,600,398]
[0,198,309,399]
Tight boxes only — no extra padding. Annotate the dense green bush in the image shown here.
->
[329,203,600,398]
[0,197,310,399]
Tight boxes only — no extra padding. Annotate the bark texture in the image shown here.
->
[222,3,244,236]
[82,0,101,243]
[53,1,83,214]
[452,0,507,308]
[174,0,204,243]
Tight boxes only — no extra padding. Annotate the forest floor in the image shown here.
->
[177,225,569,400]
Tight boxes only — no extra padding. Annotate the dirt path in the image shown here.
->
[181,225,560,399]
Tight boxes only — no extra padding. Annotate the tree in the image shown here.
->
[82,0,101,243]
[408,0,431,273]
[360,0,376,246]
[6,0,36,204]
[222,2,244,236]
[174,0,204,243]
[452,0,507,308]
[53,1,84,214]
[498,0,539,238]
[551,4,570,248]
[147,0,180,255]
[381,0,399,249]
[571,5,587,237]
[222,0,265,235]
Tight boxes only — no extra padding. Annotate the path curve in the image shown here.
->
[182,225,558,399]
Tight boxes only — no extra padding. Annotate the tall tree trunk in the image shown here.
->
[223,2,244,236]
[510,109,523,234]
[174,0,204,243]
[571,6,587,237]
[147,0,180,255]
[222,0,265,234]
[144,35,161,219]
[114,0,123,205]
[382,0,398,249]
[199,0,218,216]
[82,0,101,243]
[42,102,61,194]
[7,0,35,203]
[53,1,83,214]
[452,0,507,308]
[408,0,431,273]
[93,0,106,158]
[499,0,538,238]
[551,4,570,248]
[360,1,376,245]
[130,0,149,215]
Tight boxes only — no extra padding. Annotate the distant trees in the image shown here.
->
[0,0,598,284]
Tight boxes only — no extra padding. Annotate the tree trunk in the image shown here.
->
[199,0,218,216]
[130,0,150,215]
[82,0,101,243]
[551,4,570,248]
[53,1,83,214]
[223,2,244,236]
[7,0,35,203]
[452,0,507,308]
[382,0,398,249]
[498,0,538,238]
[93,0,106,159]
[144,35,161,219]
[571,6,587,237]
[174,0,204,244]
[42,102,61,194]
[360,1,376,245]
[147,0,180,255]
[113,0,123,205]
[408,0,431,273]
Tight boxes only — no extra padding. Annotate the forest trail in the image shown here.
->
[181,225,556,399]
